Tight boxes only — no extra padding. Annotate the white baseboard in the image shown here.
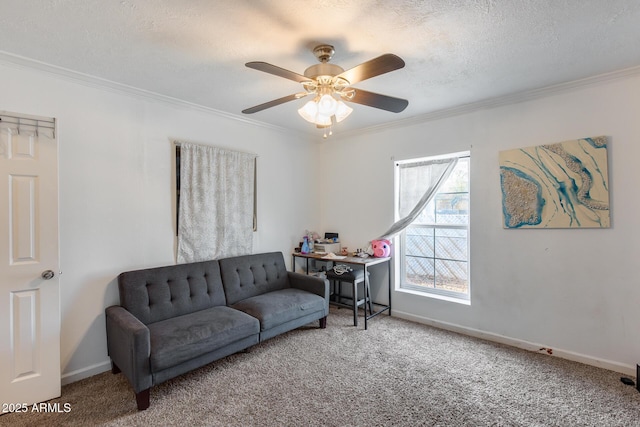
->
[392,310,636,378]
[61,360,112,386]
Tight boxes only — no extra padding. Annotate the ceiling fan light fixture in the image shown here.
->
[298,100,319,123]
[317,94,338,116]
[334,100,353,123]
[314,113,332,127]
[298,96,352,127]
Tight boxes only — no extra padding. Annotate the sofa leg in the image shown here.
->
[111,361,121,374]
[319,316,327,329]
[136,389,150,410]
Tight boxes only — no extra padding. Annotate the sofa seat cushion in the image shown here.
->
[148,305,259,372]
[230,288,325,332]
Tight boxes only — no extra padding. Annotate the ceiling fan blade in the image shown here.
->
[336,54,405,85]
[242,93,310,114]
[245,62,312,83]
[347,89,408,113]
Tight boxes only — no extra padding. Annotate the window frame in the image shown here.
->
[395,151,470,302]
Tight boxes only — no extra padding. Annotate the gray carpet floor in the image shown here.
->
[2,306,639,426]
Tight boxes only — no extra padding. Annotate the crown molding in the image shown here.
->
[0,50,301,137]
[334,65,640,140]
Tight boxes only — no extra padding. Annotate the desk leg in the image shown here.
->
[364,266,368,330]
[353,279,358,327]
[388,260,392,316]
[291,254,310,275]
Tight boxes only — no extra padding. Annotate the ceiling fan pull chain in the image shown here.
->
[322,124,334,139]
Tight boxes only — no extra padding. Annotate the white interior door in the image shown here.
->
[0,113,60,407]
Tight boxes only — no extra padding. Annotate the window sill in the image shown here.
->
[396,286,470,305]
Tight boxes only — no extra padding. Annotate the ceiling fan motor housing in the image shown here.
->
[303,63,345,79]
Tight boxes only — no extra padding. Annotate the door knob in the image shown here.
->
[41,270,55,280]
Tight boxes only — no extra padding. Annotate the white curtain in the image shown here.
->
[378,157,458,240]
[176,142,257,263]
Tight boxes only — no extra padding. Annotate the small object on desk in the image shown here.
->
[372,239,392,258]
[322,252,346,260]
[355,248,369,258]
[301,236,310,254]
[324,232,339,241]
[340,247,348,256]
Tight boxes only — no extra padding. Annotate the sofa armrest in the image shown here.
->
[105,305,152,393]
[288,271,329,300]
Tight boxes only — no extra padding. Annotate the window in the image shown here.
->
[397,152,470,301]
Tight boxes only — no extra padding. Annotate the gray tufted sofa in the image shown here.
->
[105,252,329,410]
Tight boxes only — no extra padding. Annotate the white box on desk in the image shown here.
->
[313,242,341,254]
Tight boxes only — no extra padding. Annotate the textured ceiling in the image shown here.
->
[1,0,640,137]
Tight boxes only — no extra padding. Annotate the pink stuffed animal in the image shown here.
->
[371,239,391,258]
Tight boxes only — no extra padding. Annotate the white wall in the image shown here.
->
[0,60,321,383]
[3,57,639,383]
[319,71,640,375]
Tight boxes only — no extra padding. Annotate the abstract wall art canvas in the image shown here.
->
[499,136,610,229]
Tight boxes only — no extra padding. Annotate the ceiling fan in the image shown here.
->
[242,44,408,130]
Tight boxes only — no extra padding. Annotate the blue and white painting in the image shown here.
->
[499,136,610,229]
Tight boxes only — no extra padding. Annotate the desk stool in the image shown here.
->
[326,268,373,329]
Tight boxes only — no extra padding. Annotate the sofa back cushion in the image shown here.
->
[118,260,226,324]
[218,252,290,305]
